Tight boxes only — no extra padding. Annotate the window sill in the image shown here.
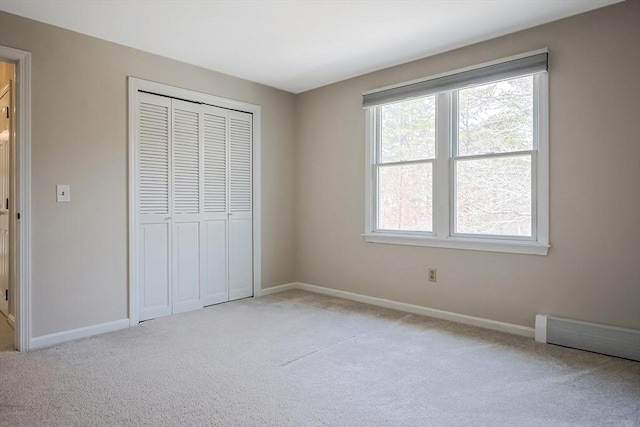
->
[362,233,549,255]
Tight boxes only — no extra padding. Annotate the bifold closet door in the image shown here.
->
[202,107,254,304]
[138,93,172,321]
[137,95,206,319]
[136,92,253,321]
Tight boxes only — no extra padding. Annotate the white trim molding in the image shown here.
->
[30,318,129,350]
[0,45,32,351]
[256,283,298,297]
[363,233,550,255]
[261,282,534,338]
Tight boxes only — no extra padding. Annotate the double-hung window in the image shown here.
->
[363,50,549,255]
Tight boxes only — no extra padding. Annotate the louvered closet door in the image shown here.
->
[137,93,172,321]
[202,105,229,306]
[171,99,205,314]
[136,92,253,321]
[228,111,253,301]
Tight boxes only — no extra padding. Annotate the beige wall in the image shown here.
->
[0,12,297,337]
[295,1,640,329]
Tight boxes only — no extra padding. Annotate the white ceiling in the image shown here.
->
[0,0,621,93]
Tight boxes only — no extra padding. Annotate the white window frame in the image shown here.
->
[363,53,549,256]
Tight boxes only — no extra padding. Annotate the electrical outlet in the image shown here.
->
[428,268,437,283]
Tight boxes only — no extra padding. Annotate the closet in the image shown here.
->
[135,92,253,322]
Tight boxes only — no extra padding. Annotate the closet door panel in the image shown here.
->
[203,106,228,215]
[172,221,203,314]
[229,112,252,214]
[228,218,252,300]
[228,111,253,301]
[137,93,172,320]
[173,101,201,216]
[139,95,170,217]
[202,220,227,305]
[202,105,230,304]
[172,100,204,313]
[139,222,171,321]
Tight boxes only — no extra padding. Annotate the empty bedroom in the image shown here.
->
[0,0,638,425]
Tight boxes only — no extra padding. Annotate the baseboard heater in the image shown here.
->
[535,315,640,361]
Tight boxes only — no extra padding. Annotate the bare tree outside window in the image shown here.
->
[456,76,534,236]
[377,96,435,232]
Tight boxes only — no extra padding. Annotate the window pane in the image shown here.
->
[455,155,531,236]
[378,163,433,232]
[458,76,533,156]
[380,96,436,163]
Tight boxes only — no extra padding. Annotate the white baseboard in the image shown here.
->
[268,282,534,338]
[7,313,15,330]
[27,282,534,350]
[257,283,298,297]
[30,318,130,350]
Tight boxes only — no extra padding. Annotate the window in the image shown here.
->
[363,50,549,255]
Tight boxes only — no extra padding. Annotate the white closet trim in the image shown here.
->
[128,77,262,326]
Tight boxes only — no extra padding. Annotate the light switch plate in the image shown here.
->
[56,184,70,202]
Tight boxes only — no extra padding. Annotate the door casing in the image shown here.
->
[0,82,11,319]
[0,46,32,352]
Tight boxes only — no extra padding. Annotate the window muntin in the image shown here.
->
[366,68,547,254]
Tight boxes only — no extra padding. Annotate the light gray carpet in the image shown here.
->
[0,290,638,426]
